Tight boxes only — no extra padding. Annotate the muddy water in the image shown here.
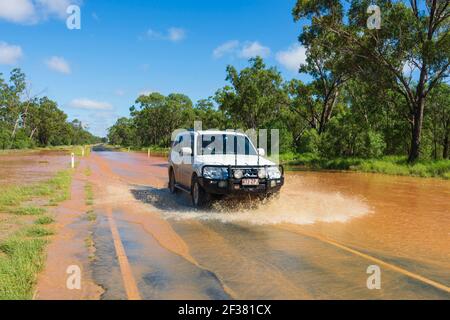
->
[0,150,69,187]
[89,151,450,299]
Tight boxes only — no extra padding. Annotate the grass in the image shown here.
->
[0,236,48,299]
[0,169,73,300]
[71,145,91,157]
[86,209,96,222]
[85,166,92,177]
[10,206,46,216]
[84,183,94,206]
[25,226,54,238]
[281,153,450,179]
[84,233,96,262]
[34,216,54,225]
[0,170,72,209]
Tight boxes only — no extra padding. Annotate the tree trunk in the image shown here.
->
[318,89,339,134]
[443,131,449,159]
[30,127,37,140]
[408,98,425,163]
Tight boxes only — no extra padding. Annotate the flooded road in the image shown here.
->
[84,150,450,300]
[0,150,69,187]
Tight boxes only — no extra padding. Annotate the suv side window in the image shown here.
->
[172,134,183,152]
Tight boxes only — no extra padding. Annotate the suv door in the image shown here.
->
[170,134,184,185]
[180,132,195,188]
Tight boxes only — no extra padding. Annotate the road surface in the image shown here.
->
[39,148,450,299]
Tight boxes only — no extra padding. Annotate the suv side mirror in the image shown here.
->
[257,148,265,156]
[181,147,192,156]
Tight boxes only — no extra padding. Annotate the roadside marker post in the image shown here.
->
[71,153,75,169]
[81,146,85,157]
[148,148,150,158]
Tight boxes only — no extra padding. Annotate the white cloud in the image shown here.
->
[45,56,71,74]
[146,27,186,42]
[213,40,239,59]
[0,0,35,23]
[139,89,154,96]
[167,27,186,42]
[36,0,74,19]
[69,98,113,110]
[239,41,271,59]
[0,0,82,24]
[213,40,271,59]
[276,44,307,72]
[0,42,23,65]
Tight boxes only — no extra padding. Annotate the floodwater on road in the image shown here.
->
[0,150,69,187]
[86,150,450,300]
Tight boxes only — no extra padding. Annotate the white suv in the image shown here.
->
[168,130,284,207]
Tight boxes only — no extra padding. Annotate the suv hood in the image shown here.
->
[196,154,277,167]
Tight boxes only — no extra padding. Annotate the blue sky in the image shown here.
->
[0,0,309,136]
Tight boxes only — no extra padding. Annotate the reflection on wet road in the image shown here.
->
[88,150,450,300]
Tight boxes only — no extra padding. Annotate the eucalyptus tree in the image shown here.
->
[293,0,449,162]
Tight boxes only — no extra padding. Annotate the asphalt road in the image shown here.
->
[84,149,450,300]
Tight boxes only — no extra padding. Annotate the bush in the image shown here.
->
[317,112,386,159]
[359,130,386,158]
[10,129,34,149]
[298,128,320,154]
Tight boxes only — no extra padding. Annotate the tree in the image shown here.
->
[194,98,225,129]
[293,0,351,134]
[426,83,450,159]
[215,57,289,130]
[34,97,67,146]
[293,0,450,162]
[127,92,195,147]
[107,117,136,146]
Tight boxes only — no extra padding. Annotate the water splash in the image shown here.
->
[162,190,371,225]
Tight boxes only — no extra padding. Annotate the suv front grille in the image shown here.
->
[232,168,259,178]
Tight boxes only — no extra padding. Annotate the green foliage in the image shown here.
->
[86,209,96,222]
[84,183,94,206]
[25,226,54,237]
[10,207,46,216]
[0,237,47,299]
[34,216,54,225]
[0,167,66,300]
[297,129,320,154]
[293,0,449,162]
[284,155,450,179]
[0,170,72,209]
[318,111,385,158]
[216,57,288,129]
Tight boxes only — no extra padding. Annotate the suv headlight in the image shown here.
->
[258,168,267,179]
[233,169,243,179]
[203,167,229,180]
[267,166,281,179]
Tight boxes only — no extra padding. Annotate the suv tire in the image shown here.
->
[191,175,209,208]
[168,168,178,194]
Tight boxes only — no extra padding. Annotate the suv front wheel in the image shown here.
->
[191,175,209,208]
[168,168,178,194]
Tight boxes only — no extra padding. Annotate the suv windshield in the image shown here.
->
[197,134,257,156]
